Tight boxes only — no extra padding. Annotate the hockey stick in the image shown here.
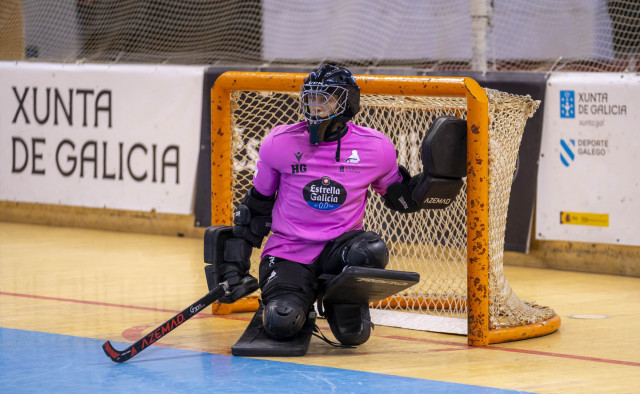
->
[102,283,227,363]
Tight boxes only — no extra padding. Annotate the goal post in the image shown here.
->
[210,71,560,346]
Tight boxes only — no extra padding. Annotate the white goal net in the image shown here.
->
[222,80,556,340]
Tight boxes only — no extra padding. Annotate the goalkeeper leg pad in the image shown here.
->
[324,301,372,346]
[203,225,259,304]
[231,302,316,357]
[258,257,318,340]
[318,266,420,346]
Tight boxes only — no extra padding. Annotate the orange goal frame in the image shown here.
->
[210,71,560,346]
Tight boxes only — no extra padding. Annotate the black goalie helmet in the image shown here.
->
[300,63,360,144]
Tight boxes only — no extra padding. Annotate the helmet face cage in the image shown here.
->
[300,84,349,125]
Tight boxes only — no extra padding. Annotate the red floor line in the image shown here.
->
[3,291,639,367]
[0,291,203,316]
[381,334,640,367]
[0,291,251,322]
[485,345,640,367]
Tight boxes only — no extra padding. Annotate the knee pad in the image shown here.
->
[322,231,389,274]
[262,298,307,341]
[344,232,389,269]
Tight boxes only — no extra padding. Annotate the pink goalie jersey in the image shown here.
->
[252,121,403,264]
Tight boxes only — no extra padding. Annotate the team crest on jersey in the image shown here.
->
[303,176,347,210]
[339,149,361,174]
[345,150,360,163]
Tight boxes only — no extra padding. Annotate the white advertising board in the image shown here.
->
[0,62,204,214]
[536,73,640,245]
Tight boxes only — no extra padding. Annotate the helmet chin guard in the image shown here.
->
[307,121,331,145]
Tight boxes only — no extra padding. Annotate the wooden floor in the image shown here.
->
[1,221,639,393]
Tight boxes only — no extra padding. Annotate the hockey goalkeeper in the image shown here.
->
[205,63,466,351]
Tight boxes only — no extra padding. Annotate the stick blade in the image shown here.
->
[102,340,130,363]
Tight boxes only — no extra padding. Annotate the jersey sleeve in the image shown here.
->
[371,134,403,195]
[252,131,280,196]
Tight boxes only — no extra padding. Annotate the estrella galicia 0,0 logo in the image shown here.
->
[303,176,347,210]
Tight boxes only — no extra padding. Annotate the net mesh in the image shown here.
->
[228,88,555,330]
[2,0,638,72]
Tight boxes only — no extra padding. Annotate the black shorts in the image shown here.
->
[258,229,385,307]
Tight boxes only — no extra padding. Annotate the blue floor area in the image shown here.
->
[0,327,530,393]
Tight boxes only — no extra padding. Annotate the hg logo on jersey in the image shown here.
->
[560,90,575,118]
[291,151,307,174]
